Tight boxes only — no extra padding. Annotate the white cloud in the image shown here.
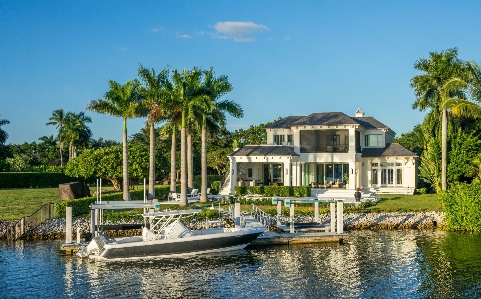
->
[213,21,269,42]
[177,33,192,39]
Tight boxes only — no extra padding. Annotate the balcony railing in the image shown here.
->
[300,144,349,153]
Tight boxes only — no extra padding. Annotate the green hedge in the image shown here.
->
[234,185,311,197]
[193,175,223,189]
[0,172,81,188]
[439,182,481,231]
[56,185,172,217]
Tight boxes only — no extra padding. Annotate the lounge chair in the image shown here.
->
[187,189,199,197]
[246,190,262,197]
[169,192,180,201]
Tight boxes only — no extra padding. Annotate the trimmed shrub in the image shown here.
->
[439,182,481,231]
[0,172,81,188]
[234,185,311,197]
[193,175,223,189]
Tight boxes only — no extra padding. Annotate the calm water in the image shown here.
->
[1,230,481,299]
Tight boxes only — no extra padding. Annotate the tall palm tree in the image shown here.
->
[165,68,207,206]
[87,80,143,201]
[197,68,242,202]
[410,48,470,191]
[46,109,66,166]
[138,65,170,200]
[0,115,10,145]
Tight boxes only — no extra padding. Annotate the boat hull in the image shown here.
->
[90,228,264,260]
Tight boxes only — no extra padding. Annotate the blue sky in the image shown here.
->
[1,1,480,145]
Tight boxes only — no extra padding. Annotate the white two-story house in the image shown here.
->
[223,109,418,194]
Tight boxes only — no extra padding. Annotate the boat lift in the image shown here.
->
[270,198,346,234]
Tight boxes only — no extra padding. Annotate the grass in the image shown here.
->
[0,187,442,221]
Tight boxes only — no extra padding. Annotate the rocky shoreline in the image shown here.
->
[0,211,445,241]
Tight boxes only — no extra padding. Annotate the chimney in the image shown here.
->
[355,108,364,117]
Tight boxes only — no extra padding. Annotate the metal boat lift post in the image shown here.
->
[271,198,345,234]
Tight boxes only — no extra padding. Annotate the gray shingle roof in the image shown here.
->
[290,112,359,126]
[229,145,299,157]
[352,117,388,130]
[361,143,418,157]
[268,112,389,130]
[265,116,304,129]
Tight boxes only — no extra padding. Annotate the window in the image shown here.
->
[248,168,253,178]
[396,169,402,184]
[287,134,293,146]
[274,134,285,145]
[364,134,383,147]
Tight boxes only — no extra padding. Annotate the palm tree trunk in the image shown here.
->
[123,118,131,200]
[200,122,207,203]
[148,123,155,200]
[180,125,187,206]
[170,127,177,193]
[59,143,63,166]
[441,108,448,191]
[187,129,193,189]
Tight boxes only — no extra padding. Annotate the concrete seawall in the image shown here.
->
[0,211,446,240]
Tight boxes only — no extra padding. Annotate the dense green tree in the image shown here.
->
[65,144,150,190]
[87,80,144,200]
[231,118,280,148]
[394,124,424,156]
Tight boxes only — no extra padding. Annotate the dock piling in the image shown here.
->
[66,206,72,244]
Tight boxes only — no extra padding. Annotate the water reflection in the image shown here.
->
[1,230,481,298]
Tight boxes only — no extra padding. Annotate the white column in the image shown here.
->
[314,202,319,223]
[284,161,291,186]
[230,158,237,195]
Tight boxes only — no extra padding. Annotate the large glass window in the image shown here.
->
[300,130,349,153]
[364,134,383,147]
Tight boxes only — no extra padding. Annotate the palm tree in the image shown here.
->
[61,112,92,159]
[0,116,10,145]
[165,68,207,206]
[46,109,66,166]
[410,48,470,191]
[138,65,170,200]
[87,80,143,201]
[197,68,241,202]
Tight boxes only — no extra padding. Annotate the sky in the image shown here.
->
[1,1,481,145]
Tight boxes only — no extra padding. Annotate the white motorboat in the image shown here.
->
[77,209,264,260]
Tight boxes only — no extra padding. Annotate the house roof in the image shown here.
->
[352,117,388,130]
[229,145,300,157]
[267,112,390,130]
[265,116,304,129]
[361,143,418,157]
[290,112,359,126]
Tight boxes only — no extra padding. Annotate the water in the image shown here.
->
[1,230,481,299]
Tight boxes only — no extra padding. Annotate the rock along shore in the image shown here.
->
[0,211,445,240]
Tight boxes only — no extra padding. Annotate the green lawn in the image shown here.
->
[0,187,442,221]
[373,194,442,212]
